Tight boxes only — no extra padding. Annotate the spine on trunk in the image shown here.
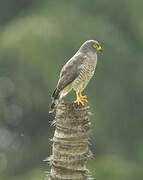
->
[47,101,92,180]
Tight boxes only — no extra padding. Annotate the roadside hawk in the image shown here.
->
[49,40,102,113]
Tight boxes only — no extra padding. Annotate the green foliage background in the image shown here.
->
[0,0,143,179]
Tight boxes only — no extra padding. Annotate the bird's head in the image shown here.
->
[80,40,102,53]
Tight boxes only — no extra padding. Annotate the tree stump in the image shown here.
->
[48,100,91,180]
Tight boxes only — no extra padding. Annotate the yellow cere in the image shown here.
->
[93,44,101,51]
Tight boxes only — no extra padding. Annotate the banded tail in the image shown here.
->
[49,88,60,113]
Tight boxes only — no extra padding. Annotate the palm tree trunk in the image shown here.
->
[48,100,91,180]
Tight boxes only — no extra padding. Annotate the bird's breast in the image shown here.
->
[72,62,95,92]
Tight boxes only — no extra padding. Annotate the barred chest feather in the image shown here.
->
[72,61,96,92]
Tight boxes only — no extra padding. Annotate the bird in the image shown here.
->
[49,40,102,113]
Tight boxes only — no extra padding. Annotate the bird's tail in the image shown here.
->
[49,88,60,113]
[49,99,59,113]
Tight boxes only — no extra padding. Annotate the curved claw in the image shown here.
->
[74,91,88,106]
[74,98,85,106]
[79,93,88,103]
[83,98,88,103]
[80,95,87,99]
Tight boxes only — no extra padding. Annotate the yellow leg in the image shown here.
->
[74,91,88,105]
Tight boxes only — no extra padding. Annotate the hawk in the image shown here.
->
[49,40,102,113]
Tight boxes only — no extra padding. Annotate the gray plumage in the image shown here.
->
[49,40,102,113]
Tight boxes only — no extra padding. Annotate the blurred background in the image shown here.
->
[0,0,143,179]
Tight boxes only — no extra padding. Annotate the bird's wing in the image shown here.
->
[52,53,86,99]
[50,53,86,112]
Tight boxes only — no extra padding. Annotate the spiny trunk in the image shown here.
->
[48,100,92,180]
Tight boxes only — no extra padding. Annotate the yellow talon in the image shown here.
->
[81,95,87,99]
[79,93,88,103]
[83,98,88,103]
[74,98,85,106]
[74,91,88,106]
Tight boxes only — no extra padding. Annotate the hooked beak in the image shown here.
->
[97,45,103,52]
